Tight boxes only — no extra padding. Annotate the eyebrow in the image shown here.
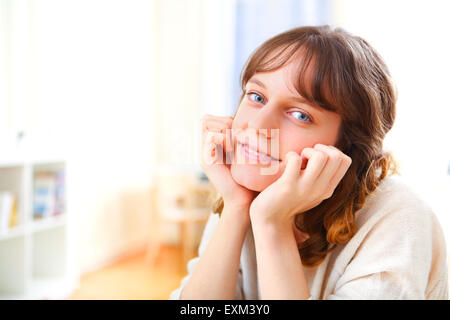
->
[247,78,323,111]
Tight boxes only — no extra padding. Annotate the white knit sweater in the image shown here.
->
[170,174,449,299]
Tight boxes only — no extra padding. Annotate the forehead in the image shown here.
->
[254,43,314,78]
[247,61,300,94]
[248,47,315,95]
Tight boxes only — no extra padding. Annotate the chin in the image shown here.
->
[230,163,281,192]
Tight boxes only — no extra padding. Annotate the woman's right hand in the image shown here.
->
[199,114,258,215]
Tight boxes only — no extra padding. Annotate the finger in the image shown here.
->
[203,132,221,159]
[313,144,342,183]
[206,131,225,143]
[327,145,351,161]
[202,132,226,165]
[201,115,233,129]
[200,115,235,155]
[282,151,302,180]
[224,128,233,153]
[200,114,233,149]
[202,114,234,122]
[201,114,233,127]
[201,136,217,166]
[300,147,328,183]
[202,120,233,151]
[202,119,232,134]
[329,153,352,187]
[210,128,233,154]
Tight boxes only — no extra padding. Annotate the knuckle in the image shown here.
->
[344,155,352,165]
[329,145,342,152]
[324,189,334,199]
[301,147,313,156]
[329,150,341,161]
[313,143,325,149]
[315,151,327,162]
[287,151,298,160]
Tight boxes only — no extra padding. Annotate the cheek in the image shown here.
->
[278,129,314,157]
[231,109,253,142]
[232,105,250,126]
[231,111,244,131]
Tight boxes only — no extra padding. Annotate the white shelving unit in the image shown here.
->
[0,159,77,299]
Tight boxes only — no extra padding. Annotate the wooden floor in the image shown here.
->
[68,245,186,300]
[67,246,450,300]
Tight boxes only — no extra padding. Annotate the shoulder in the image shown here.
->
[329,174,448,299]
[344,173,447,278]
[355,174,437,231]
[351,173,448,261]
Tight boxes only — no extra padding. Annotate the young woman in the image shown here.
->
[169,25,448,300]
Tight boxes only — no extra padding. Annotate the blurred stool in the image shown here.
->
[146,167,215,274]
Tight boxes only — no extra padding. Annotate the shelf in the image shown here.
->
[32,214,67,233]
[0,215,68,240]
[0,160,26,168]
[29,275,76,300]
[0,275,76,300]
[0,225,27,241]
[0,235,26,297]
[0,159,73,299]
[32,161,65,171]
[0,291,27,300]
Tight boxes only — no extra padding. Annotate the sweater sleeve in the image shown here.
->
[169,212,245,300]
[325,203,448,300]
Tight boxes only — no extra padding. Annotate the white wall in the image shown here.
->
[1,0,157,273]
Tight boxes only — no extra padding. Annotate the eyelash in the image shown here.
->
[245,91,313,123]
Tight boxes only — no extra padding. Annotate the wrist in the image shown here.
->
[223,200,251,212]
[250,208,293,231]
[222,203,251,227]
[251,218,296,252]
[252,217,292,234]
[223,198,252,216]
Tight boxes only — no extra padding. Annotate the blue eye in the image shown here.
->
[291,111,311,122]
[248,92,265,104]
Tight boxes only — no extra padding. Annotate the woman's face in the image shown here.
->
[230,60,342,192]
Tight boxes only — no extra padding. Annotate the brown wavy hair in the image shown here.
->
[211,25,398,267]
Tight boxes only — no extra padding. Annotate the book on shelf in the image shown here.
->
[33,169,65,220]
[0,191,18,233]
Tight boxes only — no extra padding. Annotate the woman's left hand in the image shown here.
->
[249,144,352,228]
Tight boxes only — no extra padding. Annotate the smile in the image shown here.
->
[238,142,280,164]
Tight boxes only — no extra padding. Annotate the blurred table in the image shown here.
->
[146,169,215,274]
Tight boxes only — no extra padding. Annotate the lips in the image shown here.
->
[237,141,280,162]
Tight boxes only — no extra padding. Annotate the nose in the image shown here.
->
[247,103,279,139]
